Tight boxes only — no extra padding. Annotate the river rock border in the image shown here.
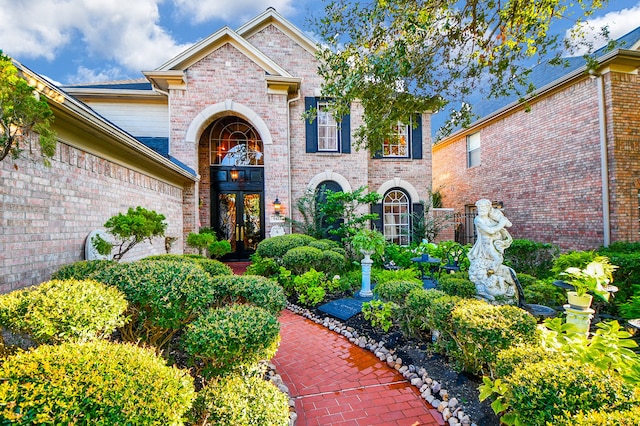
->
[284,302,477,426]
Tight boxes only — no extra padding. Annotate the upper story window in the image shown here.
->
[317,102,339,152]
[209,117,263,166]
[467,132,481,168]
[383,121,410,158]
[305,97,351,154]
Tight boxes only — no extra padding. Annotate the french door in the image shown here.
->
[214,191,263,260]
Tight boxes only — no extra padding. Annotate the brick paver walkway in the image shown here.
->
[273,309,445,426]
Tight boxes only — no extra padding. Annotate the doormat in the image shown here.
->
[318,298,366,321]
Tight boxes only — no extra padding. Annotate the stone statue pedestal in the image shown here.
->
[359,250,374,298]
[563,304,595,337]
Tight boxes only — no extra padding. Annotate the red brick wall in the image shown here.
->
[433,76,613,251]
[0,142,185,292]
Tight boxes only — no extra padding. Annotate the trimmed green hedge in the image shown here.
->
[92,260,217,348]
[189,374,289,426]
[373,280,422,305]
[51,260,116,281]
[0,279,127,345]
[141,254,233,277]
[0,340,195,425]
[281,246,324,275]
[438,274,477,298]
[256,234,316,259]
[181,304,280,378]
[211,275,286,315]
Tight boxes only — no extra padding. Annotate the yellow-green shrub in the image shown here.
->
[189,374,289,426]
[437,275,477,298]
[51,260,116,281]
[373,279,422,305]
[397,288,459,342]
[181,304,280,378]
[0,340,195,425]
[494,344,561,378]
[554,404,640,425]
[0,279,127,345]
[449,300,538,376]
[211,275,286,315]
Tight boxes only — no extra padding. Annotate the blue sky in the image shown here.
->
[1,0,639,86]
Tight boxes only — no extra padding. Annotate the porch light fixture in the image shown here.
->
[230,168,239,181]
[273,197,282,216]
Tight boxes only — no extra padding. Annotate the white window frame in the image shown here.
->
[383,190,411,246]
[383,121,410,158]
[467,132,481,168]
[317,102,339,152]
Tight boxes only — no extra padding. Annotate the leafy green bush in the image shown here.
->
[551,250,598,277]
[438,275,477,298]
[256,234,316,259]
[494,344,561,378]
[362,300,396,332]
[620,292,640,320]
[281,246,324,275]
[51,260,116,280]
[519,275,566,307]
[480,359,640,426]
[210,275,286,315]
[372,267,421,285]
[596,248,640,314]
[245,255,280,277]
[189,374,290,426]
[0,340,195,425]
[396,288,459,342]
[449,300,538,376]
[181,304,280,378]
[503,239,559,278]
[186,228,232,258]
[93,260,217,348]
[292,268,337,306]
[142,254,233,277]
[373,279,422,304]
[383,243,416,268]
[0,279,127,345]
[317,249,348,276]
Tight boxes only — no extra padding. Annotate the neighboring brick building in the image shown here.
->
[432,29,640,251]
[2,8,434,290]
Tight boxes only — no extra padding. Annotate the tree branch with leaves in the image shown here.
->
[313,0,609,150]
[0,51,56,165]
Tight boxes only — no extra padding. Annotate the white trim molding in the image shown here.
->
[376,178,420,201]
[308,170,352,193]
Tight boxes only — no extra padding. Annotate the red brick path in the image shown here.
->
[273,310,445,426]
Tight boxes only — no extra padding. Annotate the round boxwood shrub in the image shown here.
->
[554,405,640,425]
[189,374,289,426]
[317,249,348,276]
[256,234,316,259]
[281,245,324,275]
[211,275,286,315]
[51,260,116,281]
[0,279,127,345]
[0,340,195,425]
[92,260,218,348]
[494,344,561,378]
[397,288,459,340]
[142,254,233,277]
[450,300,538,375]
[438,275,477,298]
[501,359,639,426]
[181,304,280,378]
[373,280,422,305]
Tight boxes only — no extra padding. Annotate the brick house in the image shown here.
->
[432,28,640,251]
[2,8,433,290]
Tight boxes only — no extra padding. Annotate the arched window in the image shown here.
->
[383,189,410,245]
[209,117,263,166]
[315,180,343,241]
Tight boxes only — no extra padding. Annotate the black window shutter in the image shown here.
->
[411,114,423,159]
[305,97,318,153]
[340,112,351,153]
[371,203,383,232]
[411,202,424,244]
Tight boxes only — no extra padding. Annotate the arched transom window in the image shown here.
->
[209,117,264,166]
[383,189,410,246]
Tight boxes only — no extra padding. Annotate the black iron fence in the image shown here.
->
[453,212,477,245]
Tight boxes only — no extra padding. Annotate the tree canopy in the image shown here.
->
[0,51,56,165]
[313,0,609,150]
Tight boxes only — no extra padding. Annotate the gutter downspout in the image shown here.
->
[595,74,611,247]
[287,88,301,231]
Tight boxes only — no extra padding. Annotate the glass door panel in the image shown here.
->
[214,191,263,259]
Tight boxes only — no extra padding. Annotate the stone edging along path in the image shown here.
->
[269,302,477,426]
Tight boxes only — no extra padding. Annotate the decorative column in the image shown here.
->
[359,250,374,298]
[563,304,595,337]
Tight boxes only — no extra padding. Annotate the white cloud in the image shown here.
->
[172,0,295,24]
[65,66,127,84]
[566,1,640,55]
[0,0,191,72]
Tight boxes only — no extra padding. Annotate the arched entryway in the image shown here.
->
[205,116,265,260]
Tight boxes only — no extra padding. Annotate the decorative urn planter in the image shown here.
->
[566,291,593,309]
